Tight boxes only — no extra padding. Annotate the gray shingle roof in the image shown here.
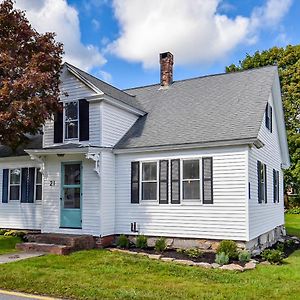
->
[65,63,144,111]
[115,66,277,149]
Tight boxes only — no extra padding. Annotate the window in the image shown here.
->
[64,101,78,139]
[265,103,272,132]
[258,161,267,203]
[182,160,200,200]
[141,162,157,200]
[35,168,42,201]
[9,168,21,201]
[273,169,279,203]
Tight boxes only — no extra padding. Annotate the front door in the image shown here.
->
[60,162,82,228]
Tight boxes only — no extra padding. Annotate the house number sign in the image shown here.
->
[50,180,56,186]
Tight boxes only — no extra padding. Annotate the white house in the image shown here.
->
[0,52,290,251]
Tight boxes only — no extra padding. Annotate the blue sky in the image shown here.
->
[15,0,299,89]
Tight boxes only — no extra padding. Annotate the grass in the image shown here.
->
[285,214,300,237]
[0,236,21,255]
[0,215,298,299]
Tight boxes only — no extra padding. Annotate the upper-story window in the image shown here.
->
[64,101,79,140]
[265,103,272,132]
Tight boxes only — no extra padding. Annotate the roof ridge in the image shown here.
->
[124,64,277,91]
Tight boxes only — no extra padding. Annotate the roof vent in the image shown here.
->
[160,52,173,87]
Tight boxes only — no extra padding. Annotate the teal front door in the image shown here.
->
[60,162,82,228]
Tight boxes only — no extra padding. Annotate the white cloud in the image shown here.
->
[13,0,106,72]
[108,0,293,68]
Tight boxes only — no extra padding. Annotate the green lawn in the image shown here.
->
[285,214,300,237]
[0,236,21,255]
[0,216,299,300]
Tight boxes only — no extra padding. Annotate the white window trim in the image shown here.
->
[35,168,43,202]
[63,100,79,141]
[259,162,267,204]
[8,168,21,202]
[180,158,201,202]
[140,161,159,202]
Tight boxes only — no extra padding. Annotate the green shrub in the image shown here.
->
[184,248,203,259]
[215,252,229,265]
[136,235,148,249]
[0,229,9,235]
[238,250,251,263]
[216,240,238,259]
[117,234,129,248]
[286,207,300,214]
[276,243,285,252]
[3,230,26,239]
[176,248,185,254]
[261,249,284,264]
[155,237,167,252]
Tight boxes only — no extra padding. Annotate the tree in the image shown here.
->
[226,45,300,198]
[0,0,63,150]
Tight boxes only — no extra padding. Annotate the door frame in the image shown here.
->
[60,161,82,229]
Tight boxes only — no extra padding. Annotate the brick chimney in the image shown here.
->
[160,52,173,87]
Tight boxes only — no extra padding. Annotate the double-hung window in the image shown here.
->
[273,169,279,203]
[9,168,21,201]
[258,161,267,203]
[65,101,79,139]
[265,103,272,132]
[35,168,42,201]
[141,162,158,200]
[182,160,200,200]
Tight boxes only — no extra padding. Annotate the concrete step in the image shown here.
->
[16,242,72,255]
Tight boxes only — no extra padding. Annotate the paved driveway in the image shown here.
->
[0,290,61,300]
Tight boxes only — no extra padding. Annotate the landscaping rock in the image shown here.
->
[244,262,256,270]
[136,252,149,256]
[250,259,259,264]
[148,254,161,260]
[260,261,271,265]
[194,262,212,269]
[220,264,244,272]
[173,259,195,266]
[211,263,220,269]
[198,242,212,250]
[161,257,174,262]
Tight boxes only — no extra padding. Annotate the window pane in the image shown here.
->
[64,164,81,185]
[142,162,157,181]
[65,121,78,139]
[36,169,42,184]
[183,160,199,179]
[36,185,42,201]
[63,187,80,208]
[10,169,20,184]
[183,180,200,199]
[65,102,78,120]
[142,182,157,200]
[10,186,20,200]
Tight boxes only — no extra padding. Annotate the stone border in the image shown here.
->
[108,248,259,272]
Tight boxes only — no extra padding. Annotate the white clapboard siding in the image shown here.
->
[100,151,115,236]
[0,158,42,230]
[43,69,100,148]
[248,88,284,240]
[101,102,138,147]
[42,154,101,235]
[115,146,248,241]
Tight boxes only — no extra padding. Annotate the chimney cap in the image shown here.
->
[160,51,173,59]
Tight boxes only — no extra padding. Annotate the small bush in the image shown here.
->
[216,240,238,259]
[155,237,167,252]
[184,248,203,259]
[286,207,300,214]
[136,235,148,249]
[261,249,284,264]
[176,248,185,254]
[238,250,251,263]
[276,242,285,252]
[215,252,229,265]
[3,230,26,239]
[0,229,9,235]
[117,234,129,248]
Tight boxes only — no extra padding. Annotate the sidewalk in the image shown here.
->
[0,289,61,300]
[0,252,45,264]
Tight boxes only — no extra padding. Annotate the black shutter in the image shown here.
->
[159,160,168,204]
[264,164,267,203]
[21,168,29,203]
[202,157,213,204]
[79,99,89,141]
[131,162,139,203]
[54,103,63,143]
[270,106,273,133]
[171,159,180,204]
[2,169,9,203]
[28,168,35,203]
[257,161,262,203]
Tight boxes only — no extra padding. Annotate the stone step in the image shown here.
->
[25,233,95,250]
[16,242,72,255]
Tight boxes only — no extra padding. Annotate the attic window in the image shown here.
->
[64,101,79,140]
[265,103,272,132]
